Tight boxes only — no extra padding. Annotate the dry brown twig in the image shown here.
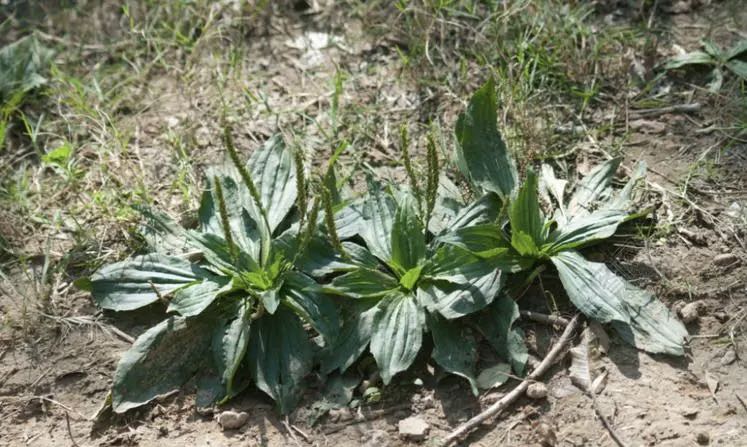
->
[440,314,582,446]
[519,310,570,327]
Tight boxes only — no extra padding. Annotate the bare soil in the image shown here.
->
[1,1,746,446]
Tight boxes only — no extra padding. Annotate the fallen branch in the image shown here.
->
[440,314,582,446]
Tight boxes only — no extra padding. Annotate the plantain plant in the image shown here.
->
[88,130,338,414]
[449,79,688,355]
[84,78,687,418]
[302,131,527,394]
[663,39,747,92]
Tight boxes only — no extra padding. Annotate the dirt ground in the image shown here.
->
[1,1,746,446]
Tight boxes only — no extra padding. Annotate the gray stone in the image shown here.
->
[398,416,429,441]
[218,411,249,430]
[679,301,702,323]
[526,382,548,399]
[696,431,710,445]
[714,253,739,266]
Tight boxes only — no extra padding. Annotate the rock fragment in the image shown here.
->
[679,301,702,323]
[398,416,429,441]
[696,431,710,445]
[526,382,548,399]
[713,253,738,266]
[218,411,249,430]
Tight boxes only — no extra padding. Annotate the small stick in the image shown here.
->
[65,411,80,447]
[630,103,701,118]
[148,280,168,304]
[291,424,312,443]
[324,403,411,435]
[520,311,569,327]
[440,314,582,446]
[107,325,135,344]
[282,416,303,447]
[736,393,747,413]
[591,396,628,447]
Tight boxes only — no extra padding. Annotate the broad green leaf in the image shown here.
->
[429,314,479,395]
[545,209,640,254]
[425,245,492,280]
[205,172,263,260]
[112,314,214,412]
[258,283,282,314]
[198,189,222,236]
[707,67,724,92]
[42,143,72,167]
[360,188,396,263]
[702,40,722,59]
[726,39,747,61]
[604,161,646,211]
[370,293,424,384]
[334,201,365,240]
[297,237,379,277]
[418,267,503,319]
[428,175,466,235]
[321,299,380,374]
[0,35,54,102]
[509,169,544,256]
[247,307,313,414]
[447,192,502,232]
[510,231,540,257]
[391,192,426,272]
[329,267,399,298]
[196,373,224,408]
[168,276,231,317]
[438,224,505,256]
[248,135,297,233]
[212,300,251,399]
[551,251,687,355]
[726,59,747,81]
[567,158,621,216]
[91,254,209,311]
[282,271,339,344]
[539,164,568,223]
[455,78,518,198]
[134,205,191,255]
[186,230,256,274]
[664,50,713,69]
[476,363,511,390]
[476,295,527,375]
[399,265,424,290]
[477,363,511,391]
[437,226,533,272]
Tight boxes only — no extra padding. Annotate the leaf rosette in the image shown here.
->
[449,79,688,356]
[89,133,337,414]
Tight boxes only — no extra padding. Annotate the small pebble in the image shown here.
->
[398,416,429,441]
[696,431,710,445]
[526,382,548,399]
[713,253,738,266]
[721,349,737,366]
[218,411,249,430]
[679,301,702,324]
